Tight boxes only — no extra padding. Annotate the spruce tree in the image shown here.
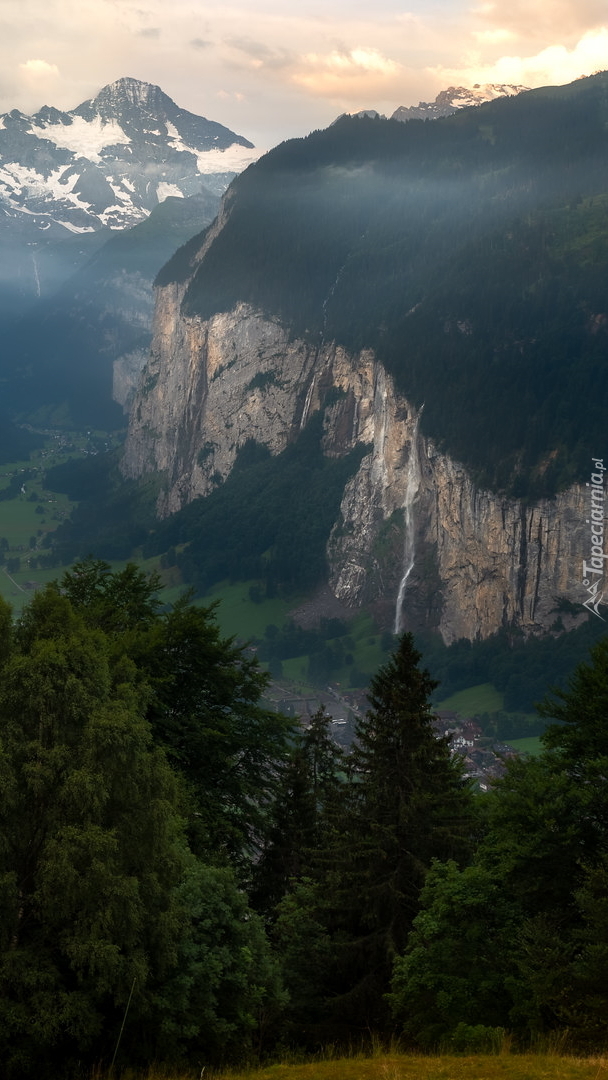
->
[252,706,344,919]
[322,633,476,1031]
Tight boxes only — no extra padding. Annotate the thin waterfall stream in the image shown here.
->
[394,411,422,634]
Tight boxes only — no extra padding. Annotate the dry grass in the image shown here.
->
[122,1051,608,1080]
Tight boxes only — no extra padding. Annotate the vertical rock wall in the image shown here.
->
[123,298,589,642]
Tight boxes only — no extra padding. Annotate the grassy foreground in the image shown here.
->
[119,1053,608,1080]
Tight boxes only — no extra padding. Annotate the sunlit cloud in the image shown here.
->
[225,37,294,71]
[293,47,404,98]
[428,27,608,93]
[469,0,608,46]
[19,59,59,77]
[216,89,246,102]
[473,29,517,45]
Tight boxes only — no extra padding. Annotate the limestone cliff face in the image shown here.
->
[123,297,588,643]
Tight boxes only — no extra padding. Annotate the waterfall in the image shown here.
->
[300,261,348,431]
[320,262,347,345]
[300,374,316,429]
[394,411,422,635]
[31,253,41,298]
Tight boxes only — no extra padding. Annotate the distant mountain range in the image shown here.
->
[0,77,264,424]
[347,83,530,123]
[391,83,530,120]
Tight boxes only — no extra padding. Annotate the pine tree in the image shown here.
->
[321,633,476,1031]
[252,706,344,919]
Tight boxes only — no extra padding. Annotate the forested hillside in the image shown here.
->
[2,566,608,1075]
[160,72,608,495]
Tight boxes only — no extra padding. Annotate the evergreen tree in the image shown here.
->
[280,635,476,1038]
[350,632,475,922]
[252,706,344,918]
[331,634,475,1027]
[539,636,608,850]
[304,704,345,805]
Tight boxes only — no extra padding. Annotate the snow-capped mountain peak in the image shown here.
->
[391,83,530,121]
[0,77,261,235]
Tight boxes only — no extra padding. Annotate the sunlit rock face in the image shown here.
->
[123,289,586,643]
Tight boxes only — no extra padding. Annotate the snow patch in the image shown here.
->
[165,120,262,173]
[156,182,184,200]
[107,179,132,204]
[194,144,264,173]
[56,220,96,233]
[0,162,99,218]
[100,204,149,227]
[30,115,131,163]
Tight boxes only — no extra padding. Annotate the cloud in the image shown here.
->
[2,0,607,146]
[225,36,294,71]
[216,89,246,102]
[292,46,404,98]
[19,59,59,77]
[469,0,608,48]
[430,26,608,89]
[473,29,517,45]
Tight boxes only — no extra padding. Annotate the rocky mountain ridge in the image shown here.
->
[391,83,530,121]
[123,299,587,644]
[347,83,530,123]
[121,73,608,641]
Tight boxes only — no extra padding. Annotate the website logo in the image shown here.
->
[582,458,606,619]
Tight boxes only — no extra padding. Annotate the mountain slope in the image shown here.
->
[122,72,608,641]
[160,70,608,495]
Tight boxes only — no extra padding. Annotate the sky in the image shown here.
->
[1,0,607,149]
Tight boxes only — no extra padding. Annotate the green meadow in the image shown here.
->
[0,431,120,612]
[436,683,504,715]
